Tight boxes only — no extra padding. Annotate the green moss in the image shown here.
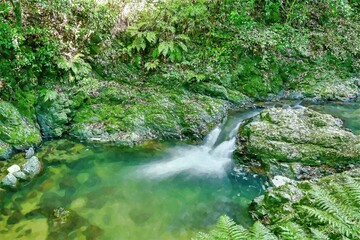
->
[237,107,360,168]
[0,101,42,151]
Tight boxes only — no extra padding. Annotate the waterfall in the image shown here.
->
[137,110,260,179]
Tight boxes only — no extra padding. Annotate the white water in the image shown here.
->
[138,110,260,179]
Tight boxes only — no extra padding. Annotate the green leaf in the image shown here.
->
[145,31,157,44]
[158,42,169,57]
[126,26,139,37]
[178,41,188,52]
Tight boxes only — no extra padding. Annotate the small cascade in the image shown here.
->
[138,110,260,179]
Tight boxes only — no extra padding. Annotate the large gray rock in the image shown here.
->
[2,173,18,187]
[236,107,360,168]
[22,156,42,177]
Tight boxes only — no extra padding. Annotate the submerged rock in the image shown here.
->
[236,107,360,176]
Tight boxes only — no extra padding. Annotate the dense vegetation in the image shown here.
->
[1,0,359,106]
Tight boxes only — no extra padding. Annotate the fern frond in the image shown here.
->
[329,180,360,222]
[343,175,360,206]
[210,215,249,240]
[249,221,277,240]
[277,222,309,240]
[308,186,355,226]
[300,206,359,238]
[309,228,329,240]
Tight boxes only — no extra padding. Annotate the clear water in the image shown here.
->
[0,110,265,240]
[309,98,360,135]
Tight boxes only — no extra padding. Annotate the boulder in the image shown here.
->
[70,84,230,145]
[0,101,42,153]
[0,140,13,160]
[25,147,35,159]
[2,173,18,187]
[22,156,42,177]
[36,91,72,137]
[236,107,360,170]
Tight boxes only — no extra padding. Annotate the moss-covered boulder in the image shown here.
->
[291,75,359,101]
[236,107,360,173]
[0,101,42,156]
[36,91,73,138]
[190,82,250,104]
[69,83,230,145]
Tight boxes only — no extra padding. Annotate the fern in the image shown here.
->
[309,228,329,240]
[343,176,360,206]
[277,222,309,240]
[249,221,277,240]
[195,215,249,240]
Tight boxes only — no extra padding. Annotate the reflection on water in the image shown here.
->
[0,110,265,240]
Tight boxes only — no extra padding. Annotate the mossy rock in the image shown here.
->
[0,141,12,160]
[0,101,42,152]
[36,91,73,138]
[236,107,360,169]
[69,84,229,145]
[295,75,359,101]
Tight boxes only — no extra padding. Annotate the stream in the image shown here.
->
[0,109,266,240]
[0,100,358,240]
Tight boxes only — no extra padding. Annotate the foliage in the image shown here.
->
[197,171,360,239]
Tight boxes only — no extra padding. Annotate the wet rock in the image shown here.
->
[236,107,360,174]
[13,171,28,180]
[2,173,18,187]
[25,147,35,159]
[0,140,12,160]
[22,156,42,178]
[272,175,294,187]
[7,164,20,174]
